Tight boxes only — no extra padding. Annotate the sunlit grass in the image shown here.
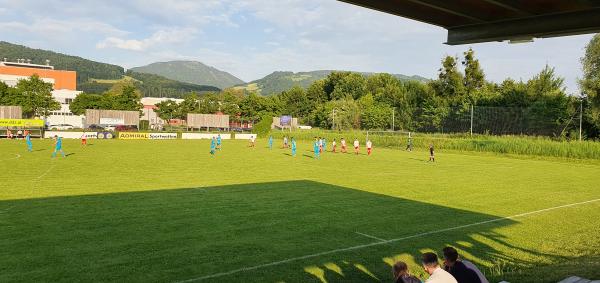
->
[0,138,598,282]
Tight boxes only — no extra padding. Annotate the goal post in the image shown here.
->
[365,130,413,149]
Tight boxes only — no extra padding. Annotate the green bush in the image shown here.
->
[253,115,273,138]
[139,120,149,131]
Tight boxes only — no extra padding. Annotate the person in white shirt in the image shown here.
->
[332,139,337,153]
[422,252,457,283]
[249,135,256,148]
[318,137,323,153]
[353,138,360,155]
[340,138,347,153]
[366,139,373,156]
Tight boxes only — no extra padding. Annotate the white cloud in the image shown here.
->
[96,27,197,51]
[0,18,127,36]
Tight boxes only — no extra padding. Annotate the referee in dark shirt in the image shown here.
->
[442,247,481,283]
[428,143,435,162]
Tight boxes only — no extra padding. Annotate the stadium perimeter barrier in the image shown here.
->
[181,133,232,139]
[36,131,257,140]
[1,116,45,139]
[118,132,178,140]
[44,131,99,139]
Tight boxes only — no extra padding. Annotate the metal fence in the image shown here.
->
[393,105,581,138]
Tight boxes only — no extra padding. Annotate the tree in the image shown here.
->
[198,92,219,114]
[526,65,573,135]
[14,75,60,117]
[462,48,485,104]
[155,100,181,121]
[330,72,367,100]
[580,33,600,131]
[110,84,143,112]
[306,79,328,105]
[0,82,19,106]
[432,56,465,105]
[359,93,392,130]
[69,93,108,115]
[179,93,201,118]
[279,86,311,118]
[239,92,265,120]
[219,89,242,116]
[317,99,361,130]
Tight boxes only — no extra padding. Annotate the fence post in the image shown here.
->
[332,108,336,130]
[392,108,395,131]
[579,98,583,141]
[470,104,474,136]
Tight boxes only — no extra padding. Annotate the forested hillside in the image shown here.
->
[234,70,428,95]
[0,41,124,85]
[131,61,244,89]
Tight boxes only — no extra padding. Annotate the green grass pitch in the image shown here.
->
[1,138,599,282]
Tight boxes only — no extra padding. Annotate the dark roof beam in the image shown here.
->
[338,0,474,27]
[404,0,487,23]
[479,0,532,17]
[446,8,600,45]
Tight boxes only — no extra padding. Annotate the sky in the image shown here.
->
[0,0,593,93]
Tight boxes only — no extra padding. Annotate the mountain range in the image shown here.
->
[0,41,218,98]
[130,61,244,89]
[233,70,429,95]
[0,41,429,98]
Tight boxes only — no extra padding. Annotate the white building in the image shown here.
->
[0,59,84,128]
[47,89,85,128]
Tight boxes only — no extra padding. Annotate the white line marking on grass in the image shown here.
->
[33,164,56,181]
[174,198,600,283]
[355,231,387,242]
[0,153,21,161]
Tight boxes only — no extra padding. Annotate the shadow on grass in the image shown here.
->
[0,180,572,282]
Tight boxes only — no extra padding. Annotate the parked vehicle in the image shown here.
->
[49,124,74,130]
[115,125,138,132]
[103,125,116,131]
[87,124,105,130]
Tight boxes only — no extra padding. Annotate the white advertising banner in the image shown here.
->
[149,133,178,140]
[181,133,232,140]
[44,131,98,139]
[100,118,124,125]
[235,134,257,140]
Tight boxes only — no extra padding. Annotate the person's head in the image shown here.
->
[54,135,58,139]
[421,252,439,275]
[442,247,459,267]
[392,261,409,278]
